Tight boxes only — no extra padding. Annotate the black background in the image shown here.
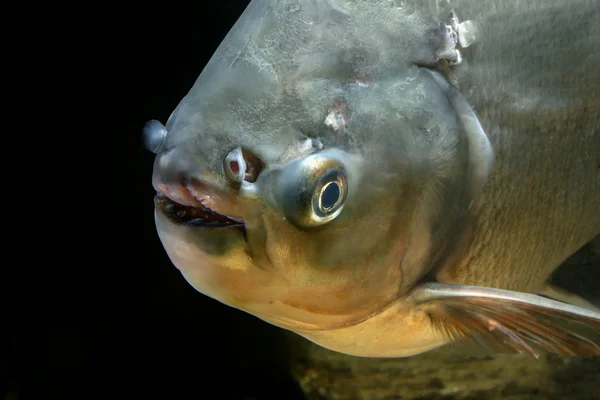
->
[14,2,600,399]
[25,2,306,399]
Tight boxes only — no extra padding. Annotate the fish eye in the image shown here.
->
[312,169,347,220]
[223,147,263,184]
[320,181,341,210]
[276,154,349,228]
[142,120,168,154]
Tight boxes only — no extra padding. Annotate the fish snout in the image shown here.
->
[152,146,204,202]
[149,141,248,228]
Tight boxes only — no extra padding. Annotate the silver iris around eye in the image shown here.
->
[276,153,349,228]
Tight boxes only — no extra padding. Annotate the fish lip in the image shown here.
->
[154,194,246,230]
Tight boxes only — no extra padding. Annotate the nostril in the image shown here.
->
[224,147,247,183]
[224,147,264,184]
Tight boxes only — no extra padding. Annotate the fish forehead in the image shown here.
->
[163,0,443,160]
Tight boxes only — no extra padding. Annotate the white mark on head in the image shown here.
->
[324,98,350,134]
[354,80,370,87]
[324,111,345,131]
[278,138,324,163]
[389,0,406,8]
[457,20,478,48]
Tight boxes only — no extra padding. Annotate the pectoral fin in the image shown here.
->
[410,283,600,357]
[540,283,600,313]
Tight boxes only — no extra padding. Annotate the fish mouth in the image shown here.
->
[155,195,245,230]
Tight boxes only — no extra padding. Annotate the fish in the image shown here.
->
[143,0,600,358]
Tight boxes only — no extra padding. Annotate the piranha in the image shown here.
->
[143,0,600,357]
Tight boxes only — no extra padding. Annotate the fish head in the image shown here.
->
[146,0,490,333]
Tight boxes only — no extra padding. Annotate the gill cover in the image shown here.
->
[424,70,494,203]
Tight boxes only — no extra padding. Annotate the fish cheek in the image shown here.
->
[153,217,290,309]
[261,209,407,317]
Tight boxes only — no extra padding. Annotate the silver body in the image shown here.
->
[436,0,600,292]
[148,0,600,357]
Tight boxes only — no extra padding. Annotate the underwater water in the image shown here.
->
[30,1,599,400]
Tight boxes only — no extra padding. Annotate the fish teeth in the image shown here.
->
[187,218,205,226]
[159,195,244,226]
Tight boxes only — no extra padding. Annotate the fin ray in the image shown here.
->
[413,283,600,357]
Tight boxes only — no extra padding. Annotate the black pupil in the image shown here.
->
[321,182,340,210]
